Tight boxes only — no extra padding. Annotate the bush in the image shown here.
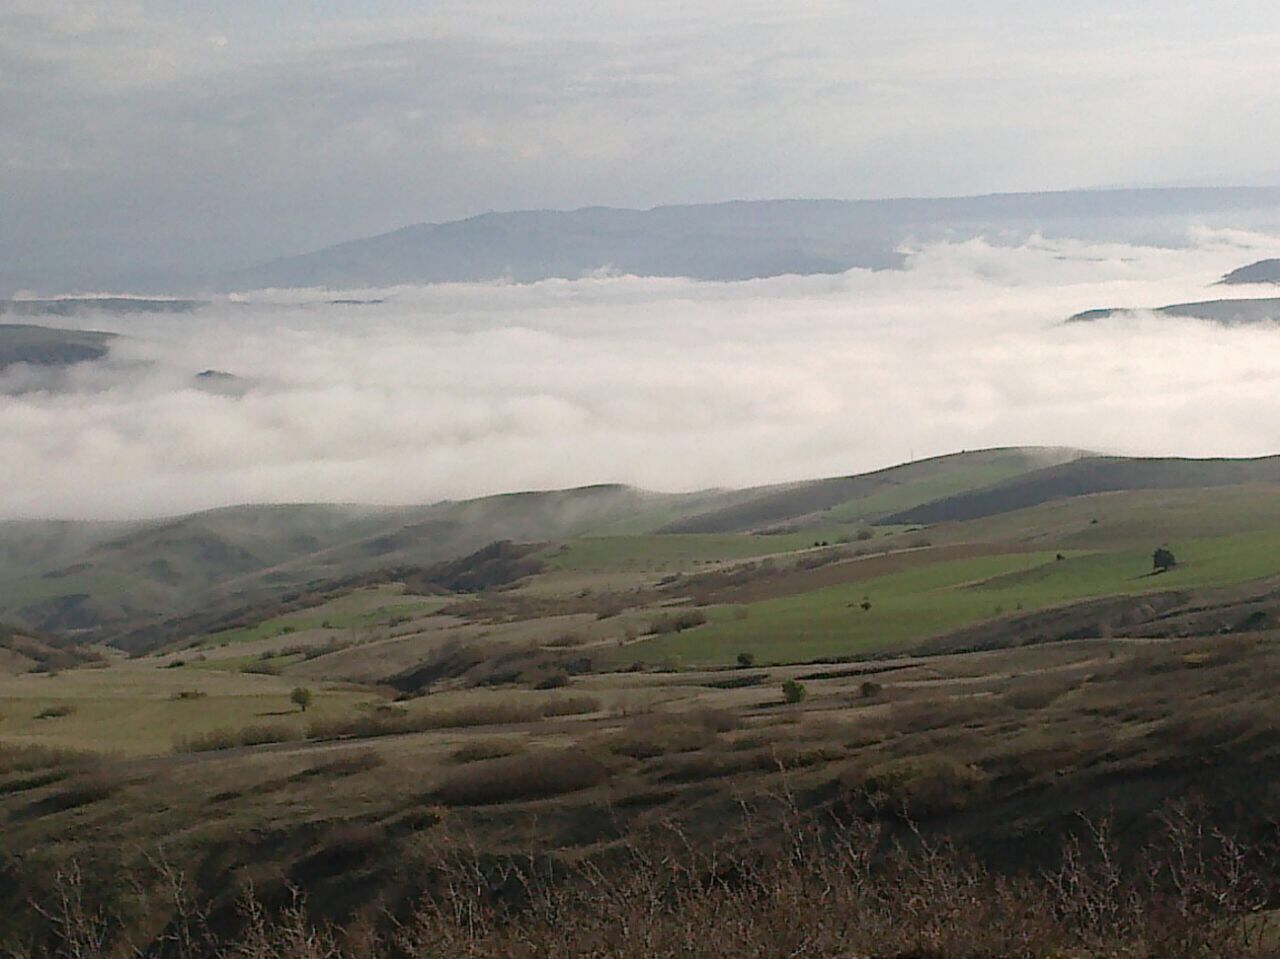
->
[782,680,808,704]
[241,661,282,676]
[857,754,987,819]
[34,704,75,720]
[534,671,570,690]
[306,695,601,742]
[434,750,608,805]
[452,738,526,763]
[0,743,86,775]
[736,652,756,668]
[860,680,883,699]
[649,610,708,635]
[175,723,301,753]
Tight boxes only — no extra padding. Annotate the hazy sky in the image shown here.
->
[7,229,1280,520]
[5,0,1280,288]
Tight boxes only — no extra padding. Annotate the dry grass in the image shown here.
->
[434,749,609,805]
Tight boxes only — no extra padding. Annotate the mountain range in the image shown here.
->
[222,187,1280,291]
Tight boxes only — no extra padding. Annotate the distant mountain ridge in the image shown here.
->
[1067,297,1280,326]
[225,187,1280,291]
[0,323,116,371]
[1221,259,1280,285]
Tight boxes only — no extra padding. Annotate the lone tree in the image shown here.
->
[782,679,807,704]
[1153,547,1177,573]
[290,686,313,713]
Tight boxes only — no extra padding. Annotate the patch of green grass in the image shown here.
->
[611,527,1280,667]
[196,599,441,649]
[609,552,1065,666]
[546,533,822,574]
[0,666,373,756]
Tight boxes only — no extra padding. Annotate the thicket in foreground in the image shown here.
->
[10,802,1279,959]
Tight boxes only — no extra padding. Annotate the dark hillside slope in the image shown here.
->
[660,448,1080,533]
[883,455,1280,525]
[1067,297,1280,326]
[0,486,720,646]
[0,324,116,370]
[1221,258,1280,285]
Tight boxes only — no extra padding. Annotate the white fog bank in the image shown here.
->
[6,230,1280,520]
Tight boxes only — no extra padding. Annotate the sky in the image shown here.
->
[7,229,1280,520]
[6,1,1280,289]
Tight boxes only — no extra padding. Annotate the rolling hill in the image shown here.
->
[13,446,1280,653]
[880,454,1280,525]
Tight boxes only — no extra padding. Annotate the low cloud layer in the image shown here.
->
[5,230,1280,520]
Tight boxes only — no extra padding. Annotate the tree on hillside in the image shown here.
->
[782,679,807,704]
[1153,547,1177,573]
[290,686,313,713]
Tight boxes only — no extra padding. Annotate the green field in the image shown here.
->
[0,664,375,756]
[612,528,1280,666]
[196,592,445,649]
[546,532,823,573]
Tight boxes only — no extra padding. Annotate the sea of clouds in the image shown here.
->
[6,229,1280,520]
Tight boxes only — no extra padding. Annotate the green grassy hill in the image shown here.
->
[10,446,1280,660]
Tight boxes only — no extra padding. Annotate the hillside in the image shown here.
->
[13,447,1280,655]
[881,454,1280,525]
[0,323,116,371]
[0,450,1070,645]
[1067,297,1280,325]
[224,188,1280,290]
[1220,258,1280,284]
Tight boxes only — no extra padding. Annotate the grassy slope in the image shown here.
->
[613,527,1280,666]
[0,663,374,756]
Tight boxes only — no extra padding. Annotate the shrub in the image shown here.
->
[782,679,808,704]
[860,680,883,699]
[27,769,124,815]
[534,671,570,690]
[434,750,608,805]
[291,750,385,780]
[175,723,300,753]
[169,688,207,701]
[306,695,601,741]
[34,704,75,720]
[452,738,526,763]
[857,754,987,819]
[0,743,86,775]
[649,610,708,635]
[610,708,738,759]
[736,652,756,668]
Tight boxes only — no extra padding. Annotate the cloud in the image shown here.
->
[5,230,1280,519]
[7,1,1280,288]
